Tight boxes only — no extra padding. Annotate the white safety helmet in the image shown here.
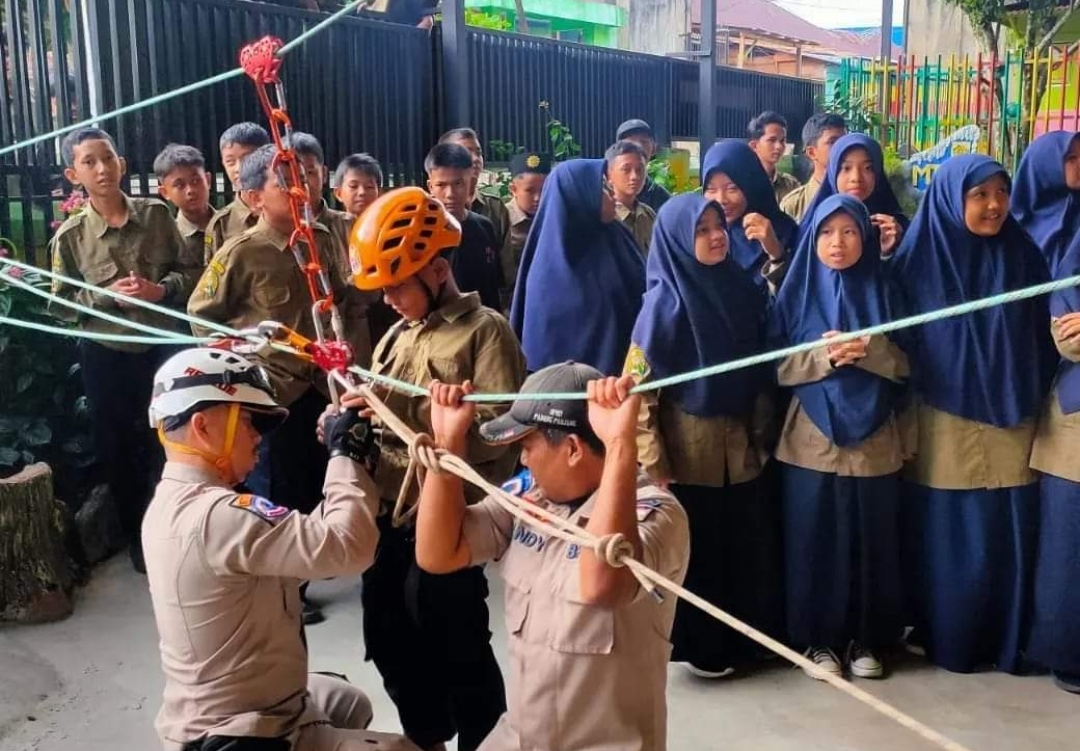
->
[149,347,288,433]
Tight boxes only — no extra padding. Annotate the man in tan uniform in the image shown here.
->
[142,347,417,751]
[416,363,690,751]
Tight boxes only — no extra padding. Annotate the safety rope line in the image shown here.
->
[332,372,975,751]
[0,314,211,345]
[0,266,205,342]
[6,254,1079,404]
[0,0,373,159]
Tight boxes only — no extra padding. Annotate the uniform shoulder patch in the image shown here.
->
[623,344,651,383]
[200,257,227,298]
[635,497,664,522]
[230,494,291,524]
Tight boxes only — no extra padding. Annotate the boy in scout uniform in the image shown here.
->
[606,140,656,256]
[346,187,524,751]
[333,153,383,218]
[748,111,801,204]
[204,122,271,261]
[780,113,848,222]
[154,143,214,267]
[284,131,355,263]
[439,127,510,250]
[188,143,370,623]
[615,119,670,213]
[501,152,549,309]
[50,127,202,573]
[416,364,691,751]
[142,346,418,751]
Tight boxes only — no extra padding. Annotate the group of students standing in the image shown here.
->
[512,114,1080,694]
[45,101,1080,751]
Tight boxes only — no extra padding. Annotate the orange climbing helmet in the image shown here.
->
[348,187,463,291]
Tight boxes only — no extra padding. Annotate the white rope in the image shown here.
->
[334,372,977,751]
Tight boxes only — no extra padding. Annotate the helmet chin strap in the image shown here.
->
[157,403,242,484]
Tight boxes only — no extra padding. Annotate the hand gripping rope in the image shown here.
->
[236,36,354,400]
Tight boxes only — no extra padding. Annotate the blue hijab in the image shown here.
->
[798,133,909,239]
[631,194,766,417]
[890,154,1052,427]
[510,159,645,374]
[771,194,900,447]
[1015,132,1080,413]
[1011,131,1080,277]
[701,140,799,286]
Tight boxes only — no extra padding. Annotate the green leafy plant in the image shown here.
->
[647,158,676,193]
[540,101,582,161]
[464,8,513,30]
[824,80,883,135]
[0,243,96,492]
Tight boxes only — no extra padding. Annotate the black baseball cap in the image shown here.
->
[480,362,602,445]
[509,152,552,177]
[616,119,654,141]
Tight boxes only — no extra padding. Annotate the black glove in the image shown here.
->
[323,408,379,474]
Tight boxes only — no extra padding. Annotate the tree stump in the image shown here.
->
[0,463,73,623]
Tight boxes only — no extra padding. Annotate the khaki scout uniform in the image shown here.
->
[501,199,532,308]
[624,343,763,486]
[370,292,525,505]
[771,170,802,205]
[779,175,822,223]
[50,195,202,353]
[616,200,656,257]
[461,471,690,751]
[143,458,417,751]
[204,196,258,263]
[775,337,911,476]
[1032,318,1080,481]
[176,209,212,271]
[188,217,372,403]
[473,193,510,251]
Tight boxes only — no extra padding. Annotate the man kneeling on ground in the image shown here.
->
[142,347,417,751]
[415,364,690,751]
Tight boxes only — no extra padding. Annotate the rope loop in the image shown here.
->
[594,532,633,568]
[409,432,444,474]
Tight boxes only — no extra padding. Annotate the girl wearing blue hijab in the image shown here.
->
[771,194,908,681]
[1016,131,1080,692]
[701,140,799,293]
[510,159,645,375]
[891,154,1054,675]
[625,193,777,676]
[799,133,907,255]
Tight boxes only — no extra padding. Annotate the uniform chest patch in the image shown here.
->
[230,494,290,523]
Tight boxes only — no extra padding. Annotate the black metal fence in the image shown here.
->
[1,0,822,265]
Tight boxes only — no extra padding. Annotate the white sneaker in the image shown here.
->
[848,644,884,679]
[685,663,735,679]
[803,647,843,681]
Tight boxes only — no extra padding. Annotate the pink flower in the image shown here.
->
[4,266,23,279]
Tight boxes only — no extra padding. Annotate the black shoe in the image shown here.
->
[129,541,146,574]
[301,599,325,625]
[1053,670,1080,694]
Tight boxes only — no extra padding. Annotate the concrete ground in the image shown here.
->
[0,556,1077,751]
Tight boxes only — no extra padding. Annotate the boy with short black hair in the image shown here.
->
[51,127,201,572]
[615,118,671,212]
[188,144,372,559]
[154,143,214,267]
[333,153,383,217]
[204,122,271,261]
[501,151,550,308]
[283,131,354,263]
[748,110,801,203]
[605,139,655,256]
[347,186,524,751]
[780,113,848,222]
[425,142,502,311]
[439,127,510,250]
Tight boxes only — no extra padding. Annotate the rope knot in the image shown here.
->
[409,432,443,474]
[594,533,634,568]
